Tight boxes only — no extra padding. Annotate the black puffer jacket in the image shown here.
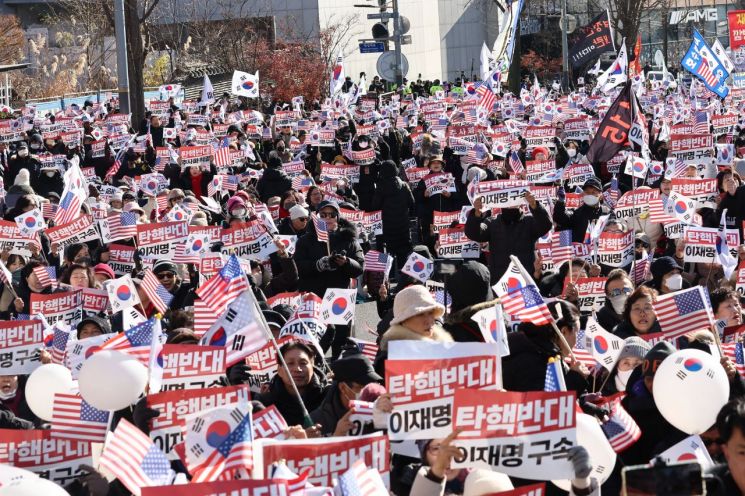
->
[309,382,349,435]
[464,204,552,284]
[372,161,415,251]
[257,167,292,203]
[257,369,329,427]
[294,218,364,297]
[553,201,608,243]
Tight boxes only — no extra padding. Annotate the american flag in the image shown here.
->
[225,175,239,191]
[99,318,156,365]
[693,110,710,134]
[190,409,254,482]
[41,202,58,220]
[99,419,173,495]
[349,338,379,361]
[632,251,653,285]
[501,283,553,325]
[312,213,328,242]
[647,195,675,224]
[652,286,714,340]
[463,144,487,166]
[338,460,387,496]
[475,84,496,112]
[508,151,524,174]
[32,265,57,288]
[140,269,174,314]
[51,393,110,442]
[193,298,219,337]
[599,393,641,452]
[544,357,567,392]
[572,327,597,368]
[45,324,71,364]
[155,195,169,213]
[107,212,138,241]
[666,157,687,179]
[551,230,574,266]
[214,147,237,167]
[722,342,745,377]
[363,250,389,272]
[104,159,122,182]
[207,176,223,197]
[602,177,620,209]
[54,190,82,225]
[697,58,719,88]
[196,255,249,314]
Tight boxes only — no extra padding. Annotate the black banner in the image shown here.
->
[569,12,615,69]
[586,81,633,165]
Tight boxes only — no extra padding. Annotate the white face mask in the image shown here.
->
[17,149,28,158]
[0,388,17,401]
[583,194,599,206]
[614,368,634,392]
[666,273,683,291]
[567,148,577,158]
[45,170,56,177]
[232,208,247,218]
[609,294,628,314]
[358,141,369,149]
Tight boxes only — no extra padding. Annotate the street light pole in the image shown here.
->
[114,0,130,113]
[561,0,569,90]
[392,0,404,87]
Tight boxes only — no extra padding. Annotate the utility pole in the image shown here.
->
[392,0,404,87]
[114,0,130,113]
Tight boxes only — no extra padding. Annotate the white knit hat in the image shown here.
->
[463,469,513,495]
[391,285,445,325]
[289,204,309,220]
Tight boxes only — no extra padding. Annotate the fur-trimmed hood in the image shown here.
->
[332,217,358,242]
[379,323,454,351]
[444,298,500,326]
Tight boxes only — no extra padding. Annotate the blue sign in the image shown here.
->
[681,28,729,98]
[359,42,385,54]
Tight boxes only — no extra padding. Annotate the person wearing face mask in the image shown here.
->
[613,286,661,338]
[5,142,41,189]
[596,337,651,396]
[0,375,38,429]
[310,349,383,436]
[596,270,634,333]
[465,190,552,284]
[648,256,686,295]
[553,177,607,242]
[226,195,248,222]
[33,166,64,198]
[272,138,292,163]
[256,155,292,203]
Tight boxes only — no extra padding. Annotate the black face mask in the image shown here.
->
[501,208,521,222]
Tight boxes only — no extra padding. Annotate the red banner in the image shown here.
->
[729,11,745,49]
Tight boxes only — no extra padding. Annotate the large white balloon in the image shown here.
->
[653,349,729,434]
[0,476,70,495]
[78,350,148,411]
[552,413,616,491]
[24,364,74,421]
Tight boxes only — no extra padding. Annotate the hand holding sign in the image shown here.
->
[430,429,463,479]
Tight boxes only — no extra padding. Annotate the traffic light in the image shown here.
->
[372,22,389,39]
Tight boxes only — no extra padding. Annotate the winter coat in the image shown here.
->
[596,300,623,334]
[443,299,497,342]
[717,185,745,237]
[354,162,380,212]
[309,382,349,436]
[5,154,41,188]
[32,171,64,198]
[414,177,459,231]
[294,218,364,297]
[502,331,588,394]
[553,201,607,243]
[371,164,415,251]
[612,319,661,339]
[256,167,292,203]
[464,204,552,284]
[257,370,329,427]
[278,217,307,236]
[178,166,215,200]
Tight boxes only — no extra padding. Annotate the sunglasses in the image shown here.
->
[156,272,176,280]
[608,287,633,297]
[319,212,338,219]
[296,217,309,222]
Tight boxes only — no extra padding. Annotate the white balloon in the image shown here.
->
[0,476,70,495]
[552,413,616,491]
[78,350,148,411]
[653,349,729,434]
[24,364,74,421]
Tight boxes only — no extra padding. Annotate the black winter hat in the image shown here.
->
[380,160,398,179]
[267,155,283,169]
[331,353,382,385]
[447,261,494,313]
[642,341,676,378]
[650,256,683,285]
[76,315,112,338]
[582,177,603,192]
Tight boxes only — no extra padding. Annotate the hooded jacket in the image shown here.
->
[256,166,292,203]
[372,161,415,250]
[464,203,552,284]
[294,218,364,297]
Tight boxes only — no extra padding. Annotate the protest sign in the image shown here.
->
[438,228,480,259]
[0,319,44,375]
[137,221,189,259]
[30,290,83,327]
[160,344,226,391]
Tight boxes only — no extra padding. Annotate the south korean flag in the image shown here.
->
[320,288,356,325]
[401,252,434,283]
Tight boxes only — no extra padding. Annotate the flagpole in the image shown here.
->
[248,291,314,428]
[509,255,576,361]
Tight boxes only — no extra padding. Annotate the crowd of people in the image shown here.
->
[0,65,743,496]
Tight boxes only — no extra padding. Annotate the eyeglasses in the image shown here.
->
[319,212,338,219]
[608,287,633,297]
[156,272,176,280]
